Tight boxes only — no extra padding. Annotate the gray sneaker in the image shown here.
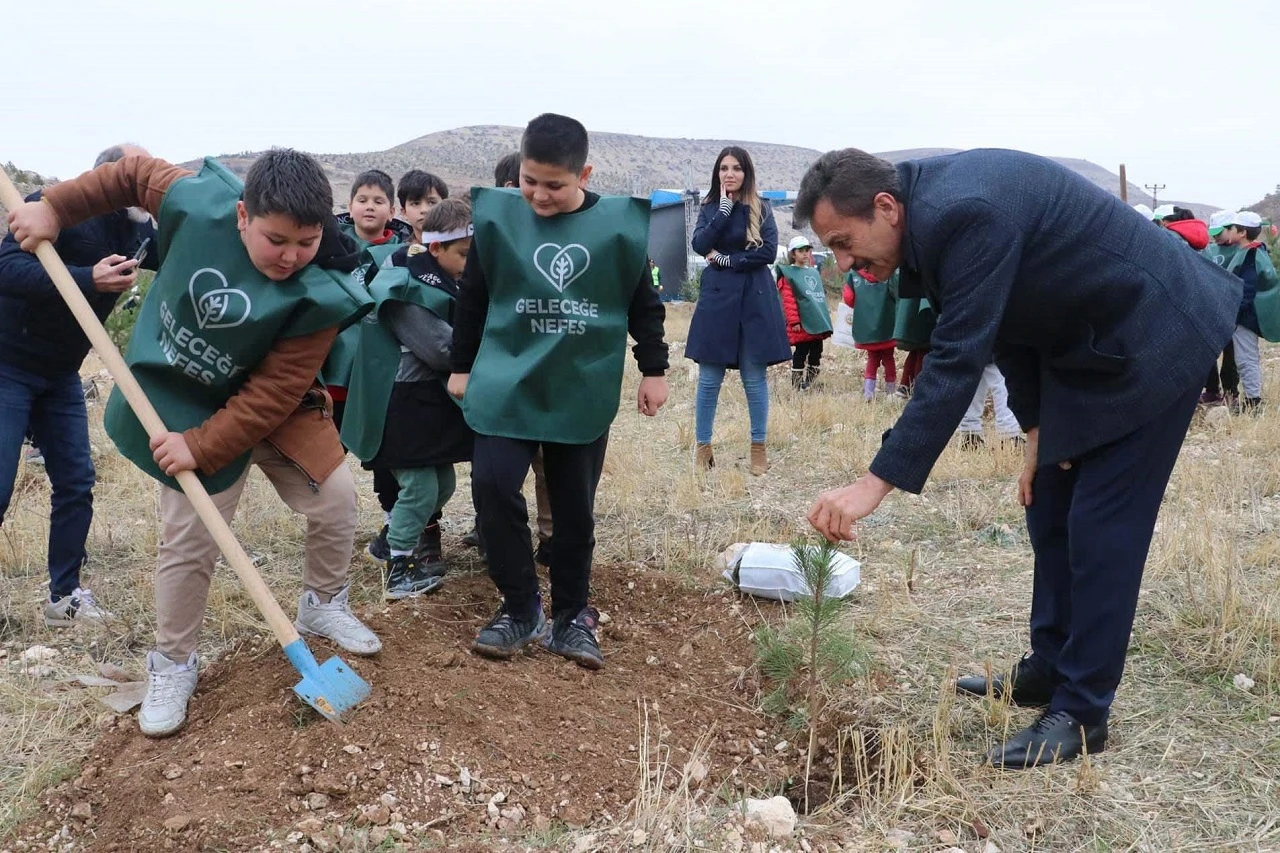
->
[44,587,112,627]
[294,585,382,655]
[472,600,547,660]
[139,651,199,738]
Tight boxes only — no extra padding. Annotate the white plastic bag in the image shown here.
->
[832,303,855,349]
[722,542,861,602]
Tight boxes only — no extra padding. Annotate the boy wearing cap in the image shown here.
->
[1222,211,1279,411]
[1202,211,1240,405]
[776,236,832,389]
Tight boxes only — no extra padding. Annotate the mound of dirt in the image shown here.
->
[24,564,798,851]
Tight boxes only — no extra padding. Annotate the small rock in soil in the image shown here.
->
[162,815,191,832]
[685,758,709,785]
[304,793,330,811]
[162,767,183,780]
[743,795,796,838]
[70,802,91,821]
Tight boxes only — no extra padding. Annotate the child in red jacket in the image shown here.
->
[843,268,898,401]
[776,236,833,389]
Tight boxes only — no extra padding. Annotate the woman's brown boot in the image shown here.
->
[750,442,768,476]
[695,443,715,471]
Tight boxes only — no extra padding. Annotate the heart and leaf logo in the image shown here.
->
[533,243,591,292]
[189,268,252,330]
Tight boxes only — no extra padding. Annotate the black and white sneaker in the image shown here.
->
[472,600,547,660]
[543,607,604,670]
[365,525,391,564]
[384,555,444,600]
[44,587,112,627]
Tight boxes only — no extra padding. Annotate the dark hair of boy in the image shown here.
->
[493,152,521,188]
[1162,206,1196,223]
[421,198,472,246]
[397,169,450,208]
[349,169,395,203]
[520,114,589,173]
[1236,225,1263,241]
[243,148,335,226]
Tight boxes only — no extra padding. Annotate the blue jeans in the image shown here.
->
[695,343,770,444]
[0,362,96,598]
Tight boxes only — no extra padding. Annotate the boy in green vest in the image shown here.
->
[342,198,475,597]
[6,149,383,737]
[396,169,449,246]
[336,169,410,251]
[448,113,670,669]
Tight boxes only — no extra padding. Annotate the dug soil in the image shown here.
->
[25,562,800,851]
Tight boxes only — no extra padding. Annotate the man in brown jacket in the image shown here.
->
[7,148,381,737]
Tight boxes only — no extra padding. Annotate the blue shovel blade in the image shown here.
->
[282,639,371,722]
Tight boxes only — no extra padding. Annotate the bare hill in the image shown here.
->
[194,129,1225,221]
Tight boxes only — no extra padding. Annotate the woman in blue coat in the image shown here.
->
[686,146,790,475]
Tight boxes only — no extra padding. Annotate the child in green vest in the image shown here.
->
[335,169,411,251]
[776,236,833,389]
[448,113,670,670]
[342,199,475,597]
[396,169,449,246]
[6,149,382,738]
[842,268,899,400]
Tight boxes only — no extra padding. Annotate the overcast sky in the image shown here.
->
[5,0,1274,210]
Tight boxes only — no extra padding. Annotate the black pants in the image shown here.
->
[471,433,607,619]
[791,340,823,370]
[1203,342,1238,398]
[1025,384,1199,725]
[333,399,403,515]
[373,468,400,514]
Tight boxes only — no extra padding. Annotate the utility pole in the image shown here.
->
[1119,164,1127,202]
[1145,182,1166,209]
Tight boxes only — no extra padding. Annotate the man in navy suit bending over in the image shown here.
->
[796,148,1240,769]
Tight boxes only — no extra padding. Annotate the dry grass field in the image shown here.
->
[2,302,1278,852]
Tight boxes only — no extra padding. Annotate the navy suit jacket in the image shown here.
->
[871,149,1241,493]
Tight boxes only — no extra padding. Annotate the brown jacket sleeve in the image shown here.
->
[41,156,192,227]
[183,327,338,475]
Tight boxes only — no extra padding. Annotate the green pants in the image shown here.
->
[388,464,457,553]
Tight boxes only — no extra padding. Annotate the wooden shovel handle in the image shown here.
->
[0,170,301,648]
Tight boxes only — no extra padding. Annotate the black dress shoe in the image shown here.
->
[986,710,1107,769]
[956,654,1058,707]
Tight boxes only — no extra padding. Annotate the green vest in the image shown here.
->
[846,270,897,344]
[1203,242,1238,269]
[1230,245,1280,342]
[339,222,403,254]
[341,266,455,461]
[777,265,833,335]
[464,188,650,443]
[320,246,396,390]
[104,158,373,493]
[894,296,936,350]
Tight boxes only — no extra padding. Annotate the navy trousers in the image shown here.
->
[1026,383,1200,725]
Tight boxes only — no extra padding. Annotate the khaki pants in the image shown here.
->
[531,449,553,544]
[154,443,357,659]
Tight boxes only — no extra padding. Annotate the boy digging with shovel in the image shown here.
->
[6,149,382,737]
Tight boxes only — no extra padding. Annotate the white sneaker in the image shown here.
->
[43,587,113,627]
[294,585,382,655]
[139,651,199,738]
